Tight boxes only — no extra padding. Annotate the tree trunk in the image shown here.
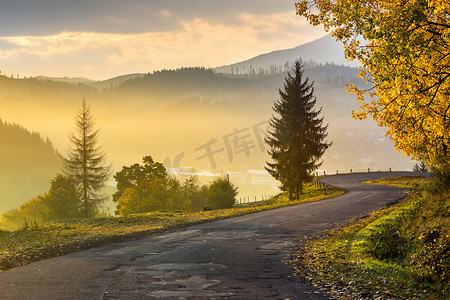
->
[299,180,303,195]
[83,118,88,218]
[84,185,88,218]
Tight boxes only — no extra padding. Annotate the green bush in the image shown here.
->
[412,227,450,285]
[429,164,450,194]
[206,176,238,209]
[366,218,408,260]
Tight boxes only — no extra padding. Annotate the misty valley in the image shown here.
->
[0,57,413,218]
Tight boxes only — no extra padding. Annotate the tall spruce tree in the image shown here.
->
[62,98,111,218]
[265,60,331,200]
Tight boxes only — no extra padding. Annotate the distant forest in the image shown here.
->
[0,63,361,97]
[111,64,361,95]
[0,120,60,213]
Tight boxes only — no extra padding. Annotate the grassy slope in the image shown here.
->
[0,184,344,272]
[292,176,449,299]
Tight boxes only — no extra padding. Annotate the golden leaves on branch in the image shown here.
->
[297,0,450,166]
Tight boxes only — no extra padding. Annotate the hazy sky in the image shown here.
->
[0,0,326,80]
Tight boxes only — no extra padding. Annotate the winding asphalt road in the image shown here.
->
[0,172,421,299]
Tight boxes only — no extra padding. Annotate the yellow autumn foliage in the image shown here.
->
[297,0,450,166]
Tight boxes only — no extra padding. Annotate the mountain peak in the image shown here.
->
[214,35,357,74]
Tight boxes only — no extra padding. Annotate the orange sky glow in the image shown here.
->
[0,1,326,80]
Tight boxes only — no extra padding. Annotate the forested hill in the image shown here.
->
[1,63,360,100]
[0,120,60,213]
[111,68,246,98]
[0,64,361,106]
[109,64,361,100]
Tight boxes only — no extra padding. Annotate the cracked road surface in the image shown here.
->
[0,172,419,299]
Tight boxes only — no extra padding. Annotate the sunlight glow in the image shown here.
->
[0,12,324,79]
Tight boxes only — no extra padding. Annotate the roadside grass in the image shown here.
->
[363,175,431,188]
[292,175,449,299]
[0,184,345,272]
